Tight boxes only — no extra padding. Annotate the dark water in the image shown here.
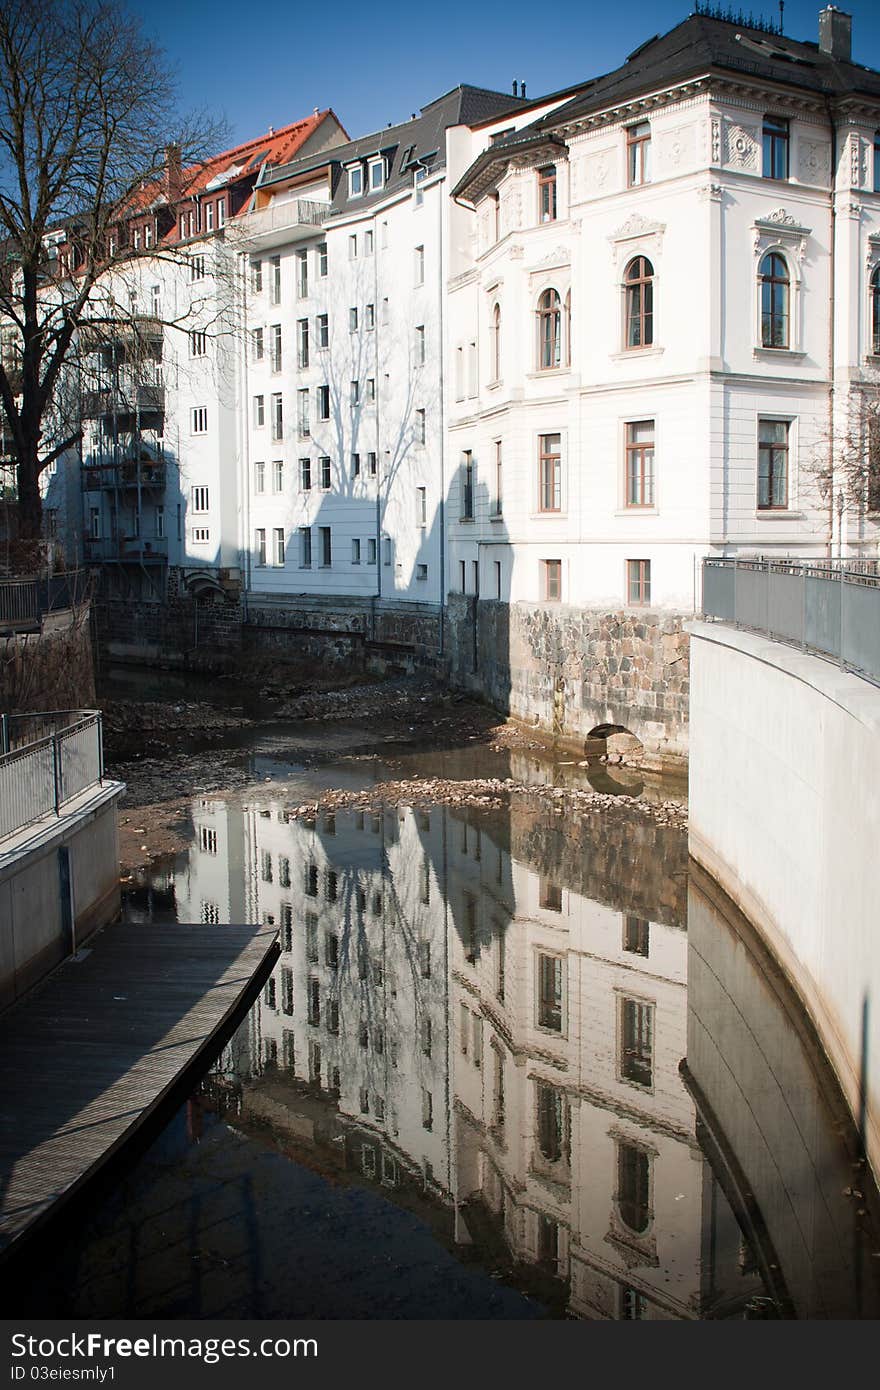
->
[7,706,880,1320]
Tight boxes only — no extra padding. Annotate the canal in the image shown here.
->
[6,682,880,1320]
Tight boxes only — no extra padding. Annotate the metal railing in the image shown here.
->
[0,709,104,843]
[0,570,91,629]
[701,556,880,684]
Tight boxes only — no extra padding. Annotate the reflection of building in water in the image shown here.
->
[189,799,764,1317]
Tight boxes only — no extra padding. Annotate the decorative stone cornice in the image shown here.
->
[752,207,810,264]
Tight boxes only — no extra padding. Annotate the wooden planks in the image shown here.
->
[0,922,278,1259]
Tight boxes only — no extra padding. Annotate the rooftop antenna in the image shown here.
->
[778,0,784,33]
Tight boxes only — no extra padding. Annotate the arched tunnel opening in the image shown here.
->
[584,722,644,765]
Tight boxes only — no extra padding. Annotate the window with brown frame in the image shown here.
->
[625,420,655,506]
[760,252,790,348]
[626,558,651,606]
[538,433,562,512]
[538,164,557,222]
[626,121,651,186]
[758,418,789,509]
[542,560,562,602]
[619,998,654,1089]
[537,288,562,369]
[537,952,563,1032]
[624,257,654,349]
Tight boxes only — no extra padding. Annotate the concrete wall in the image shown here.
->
[687,619,880,1186]
[0,784,122,1009]
[446,594,690,770]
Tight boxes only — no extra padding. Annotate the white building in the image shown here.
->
[445,6,880,614]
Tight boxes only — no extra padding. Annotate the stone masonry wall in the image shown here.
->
[446,596,690,771]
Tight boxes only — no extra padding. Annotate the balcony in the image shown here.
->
[233,198,331,251]
[83,535,168,563]
[81,382,165,421]
[82,462,166,492]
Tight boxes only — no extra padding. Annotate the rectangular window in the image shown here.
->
[543,559,562,602]
[352,538,361,564]
[271,393,283,441]
[494,559,502,598]
[190,330,206,357]
[274,528,285,565]
[295,250,307,298]
[763,115,789,179]
[416,407,426,443]
[155,506,165,539]
[317,313,328,348]
[307,978,320,1027]
[625,420,655,507]
[366,377,375,402]
[368,452,377,476]
[758,418,790,509]
[347,166,363,199]
[270,323,282,372]
[317,385,330,420]
[414,244,424,285]
[415,325,425,364]
[417,486,427,527]
[538,433,562,512]
[414,165,428,205]
[369,157,385,191]
[623,915,650,957]
[320,526,331,567]
[352,452,360,477]
[191,486,209,513]
[271,459,283,493]
[298,389,310,437]
[253,394,264,428]
[299,456,311,491]
[365,229,374,255]
[620,997,654,1088]
[348,233,358,259]
[494,440,503,515]
[627,558,651,606]
[297,319,309,369]
[191,407,207,434]
[252,327,264,362]
[204,203,214,234]
[271,255,282,305]
[627,121,651,186]
[190,253,205,281]
[365,303,375,331]
[299,526,312,567]
[351,379,360,405]
[367,537,377,564]
[349,306,358,332]
[461,450,474,520]
[537,953,563,1032]
[255,528,266,567]
[416,563,428,581]
[422,1088,433,1131]
[216,197,226,227]
[317,242,328,276]
[251,260,263,294]
[874,131,880,194]
[538,164,557,222]
[320,456,331,490]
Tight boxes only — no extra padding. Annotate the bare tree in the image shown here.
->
[807,374,880,552]
[0,0,223,541]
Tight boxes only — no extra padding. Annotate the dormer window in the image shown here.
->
[348,164,364,199]
[369,158,386,192]
[217,198,226,226]
[144,223,153,249]
[205,202,214,233]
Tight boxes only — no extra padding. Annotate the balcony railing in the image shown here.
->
[83,535,168,563]
[235,198,331,249]
[82,462,166,491]
[0,571,91,630]
[0,709,103,844]
[701,555,880,685]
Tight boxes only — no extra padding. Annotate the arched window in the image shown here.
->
[624,257,653,349]
[760,251,790,348]
[490,302,501,381]
[871,265,880,356]
[537,288,561,369]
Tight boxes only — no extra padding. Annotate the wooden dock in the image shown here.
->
[0,922,278,1260]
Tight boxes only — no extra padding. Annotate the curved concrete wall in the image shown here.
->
[687,620,880,1183]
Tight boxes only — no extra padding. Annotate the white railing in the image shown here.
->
[237,198,331,243]
[0,710,104,843]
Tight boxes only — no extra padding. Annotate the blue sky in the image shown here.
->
[130,1,880,147]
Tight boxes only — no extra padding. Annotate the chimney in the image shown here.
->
[512,80,518,96]
[521,80,527,98]
[818,6,852,60]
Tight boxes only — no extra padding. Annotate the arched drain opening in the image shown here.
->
[585,722,644,765]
